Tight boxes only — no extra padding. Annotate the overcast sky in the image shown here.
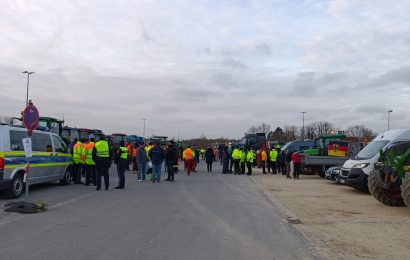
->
[1,0,409,139]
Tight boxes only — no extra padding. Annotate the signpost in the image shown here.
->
[22,104,39,201]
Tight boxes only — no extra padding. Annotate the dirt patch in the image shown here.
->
[252,169,410,260]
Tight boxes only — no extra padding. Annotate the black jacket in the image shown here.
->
[165,145,178,164]
[205,148,214,163]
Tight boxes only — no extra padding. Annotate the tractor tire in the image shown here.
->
[368,169,405,207]
[400,173,410,207]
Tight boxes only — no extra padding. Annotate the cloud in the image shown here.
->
[0,0,409,139]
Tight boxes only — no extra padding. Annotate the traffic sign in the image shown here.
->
[22,105,39,132]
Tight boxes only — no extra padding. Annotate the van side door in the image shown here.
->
[31,132,53,182]
[51,135,71,178]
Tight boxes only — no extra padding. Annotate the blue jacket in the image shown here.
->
[137,147,148,164]
[148,146,164,165]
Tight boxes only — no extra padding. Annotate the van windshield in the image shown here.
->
[354,140,389,160]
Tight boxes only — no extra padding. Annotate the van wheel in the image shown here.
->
[60,169,71,185]
[7,173,24,199]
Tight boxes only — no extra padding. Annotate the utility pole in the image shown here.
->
[301,111,307,140]
[22,71,34,106]
[387,110,393,130]
[142,118,147,140]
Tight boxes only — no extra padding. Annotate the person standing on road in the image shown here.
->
[228,144,234,173]
[246,149,255,175]
[240,147,246,174]
[183,146,195,176]
[148,142,164,183]
[132,143,138,172]
[285,149,293,179]
[92,136,112,190]
[165,140,177,182]
[292,151,301,179]
[115,141,128,189]
[83,138,96,186]
[232,146,241,175]
[205,147,215,173]
[269,148,278,174]
[73,139,84,184]
[137,142,147,181]
[261,149,267,174]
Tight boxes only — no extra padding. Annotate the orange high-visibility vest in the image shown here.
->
[84,142,95,165]
[184,148,193,160]
[132,148,137,157]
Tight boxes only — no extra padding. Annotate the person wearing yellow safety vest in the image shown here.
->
[72,139,84,184]
[232,146,241,175]
[115,141,128,189]
[183,146,195,176]
[92,136,112,191]
[261,149,268,174]
[240,147,246,174]
[83,138,96,186]
[269,148,279,174]
[246,148,255,175]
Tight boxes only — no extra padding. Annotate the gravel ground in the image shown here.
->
[252,169,410,260]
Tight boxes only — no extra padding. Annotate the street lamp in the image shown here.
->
[301,112,307,140]
[387,110,393,130]
[142,118,147,140]
[22,71,34,106]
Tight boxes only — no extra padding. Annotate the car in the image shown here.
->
[0,123,73,198]
[325,166,341,183]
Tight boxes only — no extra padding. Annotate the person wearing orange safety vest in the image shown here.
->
[126,142,132,171]
[73,139,85,184]
[183,146,195,176]
[83,138,96,186]
[132,143,138,172]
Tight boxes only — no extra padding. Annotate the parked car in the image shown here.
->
[325,166,341,183]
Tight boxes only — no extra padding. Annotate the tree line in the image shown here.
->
[245,122,377,143]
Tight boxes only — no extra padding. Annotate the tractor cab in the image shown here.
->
[303,134,348,157]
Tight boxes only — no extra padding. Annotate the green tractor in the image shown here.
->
[368,141,410,207]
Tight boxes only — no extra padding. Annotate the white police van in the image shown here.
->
[0,123,73,198]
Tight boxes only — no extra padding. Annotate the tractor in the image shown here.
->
[368,141,410,207]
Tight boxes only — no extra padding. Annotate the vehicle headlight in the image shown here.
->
[353,163,369,169]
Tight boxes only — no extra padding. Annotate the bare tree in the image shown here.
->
[308,121,334,137]
[245,123,271,136]
[245,126,258,135]
[346,125,376,141]
[283,125,298,142]
[268,127,285,141]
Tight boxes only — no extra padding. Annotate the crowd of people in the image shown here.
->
[67,137,302,191]
[217,144,300,179]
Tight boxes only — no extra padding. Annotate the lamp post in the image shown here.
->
[301,111,307,140]
[387,110,393,130]
[142,118,147,140]
[22,71,34,106]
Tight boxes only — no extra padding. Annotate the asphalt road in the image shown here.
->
[0,161,317,260]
